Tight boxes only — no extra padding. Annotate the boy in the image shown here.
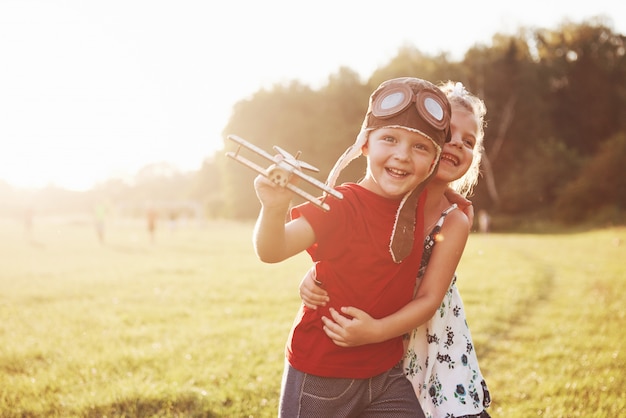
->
[253,77,451,417]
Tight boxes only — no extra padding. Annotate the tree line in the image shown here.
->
[216,17,626,229]
[2,18,624,231]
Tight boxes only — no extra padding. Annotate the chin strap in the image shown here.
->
[389,187,420,263]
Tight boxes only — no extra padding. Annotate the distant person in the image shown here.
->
[478,209,490,233]
[300,81,491,417]
[252,77,453,417]
[168,211,178,233]
[94,202,107,244]
[147,207,157,243]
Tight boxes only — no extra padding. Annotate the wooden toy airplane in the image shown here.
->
[226,134,343,211]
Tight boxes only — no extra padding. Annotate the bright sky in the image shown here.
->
[1,0,624,191]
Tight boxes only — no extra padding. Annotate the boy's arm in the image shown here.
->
[321,210,469,346]
[253,175,315,263]
[444,187,474,227]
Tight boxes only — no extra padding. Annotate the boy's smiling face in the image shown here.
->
[360,127,438,199]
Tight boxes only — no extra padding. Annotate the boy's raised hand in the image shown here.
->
[253,174,294,211]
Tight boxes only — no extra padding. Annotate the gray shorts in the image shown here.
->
[279,361,424,418]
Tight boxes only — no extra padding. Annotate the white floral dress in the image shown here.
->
[403,205,491,418]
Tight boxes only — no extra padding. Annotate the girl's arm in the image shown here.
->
[253,175,315,263]
[321,209,470,347]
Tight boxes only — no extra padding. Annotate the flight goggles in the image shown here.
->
[364,78,451,147]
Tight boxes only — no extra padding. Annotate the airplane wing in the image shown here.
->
[226,134,343,211]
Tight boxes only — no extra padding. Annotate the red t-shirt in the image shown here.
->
[288,183,426,378]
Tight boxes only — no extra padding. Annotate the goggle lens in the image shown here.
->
[417,91,447,130]
[424,97,444,122]
[372,85,413,118]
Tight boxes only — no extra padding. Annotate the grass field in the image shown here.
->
[0,216,624,417]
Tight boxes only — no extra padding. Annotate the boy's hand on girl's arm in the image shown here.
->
[459,203,474,230]
[443,187,474,229]
[299,267,329,309]
[321,307,384,347]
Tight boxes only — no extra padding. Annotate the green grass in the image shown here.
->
[0,217,624,417]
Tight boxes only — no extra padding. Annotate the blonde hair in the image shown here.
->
[438,81,487,197]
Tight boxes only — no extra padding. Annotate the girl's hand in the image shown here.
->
[321,307,383,347]
[299,266,329,309]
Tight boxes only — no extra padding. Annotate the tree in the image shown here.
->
[536,20,626,154]
[555,132,626,223]
[192,152,226,218]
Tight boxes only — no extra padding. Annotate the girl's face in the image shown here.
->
[435,103,478,184]
[360,127,438,199]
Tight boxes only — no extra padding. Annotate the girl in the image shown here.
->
[300,81,491,418]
